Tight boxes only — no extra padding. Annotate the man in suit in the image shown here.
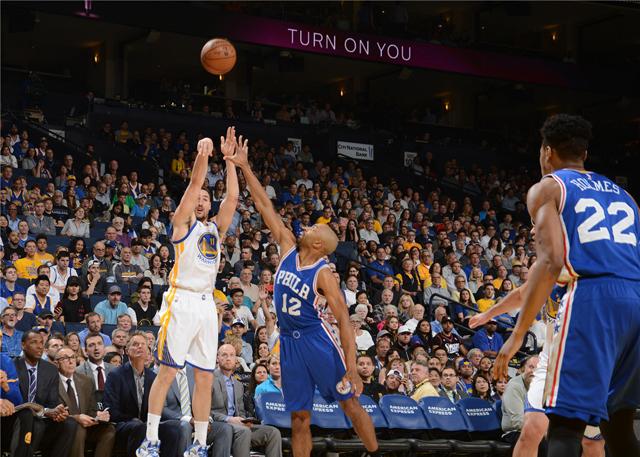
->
[76,333,115,407]
[162,365,233,456]
[103,331,180,456]
[438,366,470,403]
[212,344,282,457]
[12,330,77,457]
[54,346,116,457]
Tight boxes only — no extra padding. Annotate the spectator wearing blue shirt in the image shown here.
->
[279,183,302,207]
[130,194,151,218]
[94,285,128,325]
[367,247,394,288]
[0,348,23,405]
[254,357,282,399]
[78,312,112,346]
[471,320,504,358]
[1,307,23,358]
[0,266,26,301]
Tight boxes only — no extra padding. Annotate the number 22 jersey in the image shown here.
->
[546,169,640,281]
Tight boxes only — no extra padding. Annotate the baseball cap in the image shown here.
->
[398,325,412,334]
[231,319,246,327]
[32,325,49,333]
[441,316,454,324]
[88,259,100,268]
[458,358,472,369]
[511,260,522,267]
[376,330,391,340]
[67,175,76,181]
[108,285,122,295]
[105,240,117,248]
[387,369,404,380]
[37,310,54,319]
[66,276,81,287]
[136,194,147,200]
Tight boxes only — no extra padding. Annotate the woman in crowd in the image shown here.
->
[350,314,374,352]
[472,374,494,403]
[381,315,400,344]
[68,237,88,270]
[64,332,85,365]
[410,319,433,350]
[144,254,168,286]
[55,276,89,323]
[496,278,514,300]
[397,294,415,323]
[246,363,269,412]
[61,207,90,238]
[141,207,167,236]
[478,356,494,381]
[104,352,122,367]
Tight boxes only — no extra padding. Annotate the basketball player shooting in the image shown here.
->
[225,137,380,457]
[137,127,239,457]
[492,114,640,457]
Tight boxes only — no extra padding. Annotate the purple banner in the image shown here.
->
[213,14,580,88]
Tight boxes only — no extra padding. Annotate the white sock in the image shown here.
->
[194,421,208,446]
[146,413,161,442]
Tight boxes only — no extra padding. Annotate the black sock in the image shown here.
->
[547,414,585,457]
[364,448,381,457]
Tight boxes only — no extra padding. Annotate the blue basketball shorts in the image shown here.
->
[544,277,640,425]
[279,323,353,412]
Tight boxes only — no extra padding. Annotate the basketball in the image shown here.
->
[200,38,237,75]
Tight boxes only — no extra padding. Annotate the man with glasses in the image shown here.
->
[55,346,115,457]
[1,307,23,358]
[81,241,111,278]
[11,293,37,332]
[12,330,76,457]
[94,285,128,325]
[438,366,469,403]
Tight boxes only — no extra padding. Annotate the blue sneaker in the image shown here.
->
[184,441,209,457]
[136,439,161,457]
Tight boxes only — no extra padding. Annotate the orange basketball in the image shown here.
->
[200,38,237,75]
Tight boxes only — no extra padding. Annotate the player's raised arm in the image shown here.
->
[171,136,214,240]
[214,128,239,234]
[469,282,526,329]
[494,178,564,378]
[225,137,296,253]
[317,267,362,396]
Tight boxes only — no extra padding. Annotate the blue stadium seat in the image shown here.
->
[89,294,107,310]
[494,399,503,424]
[92,221,111,235]
[378,395,427,430]
[457,398,502,440]
[137,326,159,337]
[310,394,350,430]
[419,396,469,438]
[47,235,71,250]
[64,322,87,335]
[359,395,388,429]
[102,324,116,338]
[255,391,291,429]
[16,278,32,290]
[26,176,51,190]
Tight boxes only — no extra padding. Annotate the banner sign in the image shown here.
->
[287,137,302,155]
[337,141,374,161]
[211,14,580,87]
[404,151,417,167]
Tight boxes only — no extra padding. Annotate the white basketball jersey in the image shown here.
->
[169,220,220,294]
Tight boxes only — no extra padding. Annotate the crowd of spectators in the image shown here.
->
[1,116,547,454]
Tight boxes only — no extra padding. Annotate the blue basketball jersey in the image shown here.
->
[546,169,640,280]
[273,246,330,332]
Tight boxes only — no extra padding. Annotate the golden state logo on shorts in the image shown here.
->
[197,233,219,263]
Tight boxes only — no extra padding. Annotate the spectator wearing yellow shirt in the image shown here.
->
[33,234,54,266]
[171,150,187,177]
[395,258,422,302]
[492,265,509,291]
[115,121,132,144]
[13,240,40,280]
[402,230,422,251]
[315,207,333,225]
[416,250,433,283]
[410,360,440,401]
[477,284,496,312]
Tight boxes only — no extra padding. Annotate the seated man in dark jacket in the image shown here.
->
[103,331,179,456]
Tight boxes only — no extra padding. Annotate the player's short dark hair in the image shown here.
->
[540,114,592,160]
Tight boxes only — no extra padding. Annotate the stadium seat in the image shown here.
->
[457,398,502,440]
[92,221,111,234]
[16,278,31,290]
[47,235,71,251]
[89,294,107,310]
[310,394,350,431]
[378,395,428,431]
[255,391,291,429]
[494,400,503,424]
[137,325,159,337]
[64,322,87,335]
